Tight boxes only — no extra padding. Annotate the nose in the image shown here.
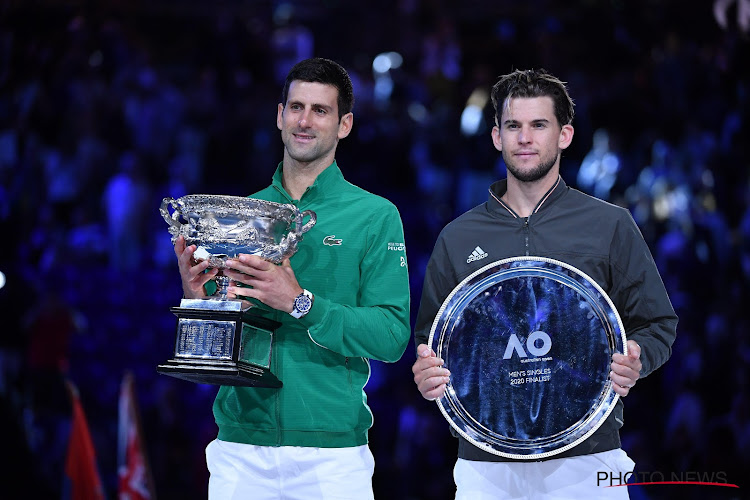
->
[517,125,532,144]
[298,108,312,127]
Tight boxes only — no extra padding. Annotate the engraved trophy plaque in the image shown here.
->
[158,194,316,387]
[429,256,626,459]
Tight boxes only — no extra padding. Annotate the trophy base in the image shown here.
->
[157,360,282,387]
[159,298,283,388]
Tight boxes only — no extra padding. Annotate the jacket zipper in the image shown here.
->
[524,216,530,256]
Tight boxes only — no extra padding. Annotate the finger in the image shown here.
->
[612,352,642,370]
[222,268,249,282]
[227,285,258,299]
[174,235,186,257]
[418,372,451,387]
[194,266,217,283]
[413,363,450,383]
[238,254,272,270]
[179,245,198,268]
[188,260,211,280]
[610,361,639,380]
[419,373,450,387]
[612,382,631,397]
[610,370,636,389]
[612,355,642,378]
[419,374,451,399]
[628,340,641,360]
[417,344,434,358]
[412,357,444,377]
[422,384,448,401]
[224,259,252,274]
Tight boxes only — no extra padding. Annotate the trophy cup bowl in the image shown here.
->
[157,194,316,387]
[160,194,316,297]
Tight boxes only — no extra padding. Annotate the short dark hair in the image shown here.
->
[491,69,575,128]
[281,57,354,120]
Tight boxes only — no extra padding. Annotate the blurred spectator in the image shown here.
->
[270,3,314,85]
[576,128,621,201]
[102,151,151,272]
[22,287,86,494]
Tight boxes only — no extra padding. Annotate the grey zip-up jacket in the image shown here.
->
[415,176,678,461]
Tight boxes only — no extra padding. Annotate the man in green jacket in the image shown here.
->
[174,57,411,499]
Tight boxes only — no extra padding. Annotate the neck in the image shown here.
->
[502,172,559,218]
[281,156,332,200]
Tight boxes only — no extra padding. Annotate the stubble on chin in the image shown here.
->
[504,151,559,183]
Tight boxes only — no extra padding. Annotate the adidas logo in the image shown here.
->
[466,246,489,263]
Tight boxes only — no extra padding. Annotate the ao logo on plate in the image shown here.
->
[502,331,552,359]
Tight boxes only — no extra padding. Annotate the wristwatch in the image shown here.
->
[290,289,314,319]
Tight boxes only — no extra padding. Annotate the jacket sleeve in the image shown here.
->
[414,233,457,353]
[297,204,411,363]
[609,212,678,377]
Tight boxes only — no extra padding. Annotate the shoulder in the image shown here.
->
[341,181,402,213]
[562,187,633,220]
[248,185,276,200]
[438,203,492,239]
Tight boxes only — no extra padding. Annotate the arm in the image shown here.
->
[225,204,411,363]
[303,205,410,362]
[413,236,456,348]
[412,235,456,400]
[608,213,678,392]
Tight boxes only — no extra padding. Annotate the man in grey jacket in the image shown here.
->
[412,68,677,499]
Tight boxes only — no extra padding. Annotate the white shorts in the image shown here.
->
[205,439,375,500]
[454,448,635,500]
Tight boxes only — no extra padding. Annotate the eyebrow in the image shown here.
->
[502,118,551,126]
[288,100,334,112]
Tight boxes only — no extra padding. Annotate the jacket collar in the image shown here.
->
[487,175,567,218]
[271,160,346,203]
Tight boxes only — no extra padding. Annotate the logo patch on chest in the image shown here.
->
[467,246,489,263]
[323,235,343,246]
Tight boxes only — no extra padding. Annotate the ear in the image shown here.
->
[559,124,574,150]
[337,112,353,139]
[491,125,503,153]
[277,103,284,131]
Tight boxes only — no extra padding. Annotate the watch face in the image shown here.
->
[295,294,312,313]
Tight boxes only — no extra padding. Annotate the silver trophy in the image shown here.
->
[429,256,625,459]
[158,194,316,387]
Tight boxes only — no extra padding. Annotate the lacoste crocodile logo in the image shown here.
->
[323,235,342,246]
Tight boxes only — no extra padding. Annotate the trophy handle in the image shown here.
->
[298,210,316,235]
[160,197,183,229]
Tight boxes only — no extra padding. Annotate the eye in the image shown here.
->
[289,103,302,111]
[314,107,327,115]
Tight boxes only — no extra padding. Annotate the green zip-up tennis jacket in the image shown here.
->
[212,161,411,448]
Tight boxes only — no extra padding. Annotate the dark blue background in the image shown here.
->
[1,1,748,499]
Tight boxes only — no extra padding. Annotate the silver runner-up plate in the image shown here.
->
[428,256,626,459]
